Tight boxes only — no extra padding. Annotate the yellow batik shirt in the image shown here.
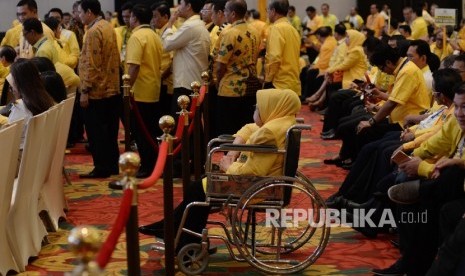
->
[216,20,259,97]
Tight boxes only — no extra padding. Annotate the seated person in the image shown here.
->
[138,88,301,251]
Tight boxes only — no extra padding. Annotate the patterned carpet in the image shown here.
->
[21,107,399,275]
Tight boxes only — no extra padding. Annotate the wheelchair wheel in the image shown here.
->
[177,243,209,275]
[231,176,330,274]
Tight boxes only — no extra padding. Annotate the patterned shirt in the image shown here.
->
[216,20,259,97]
[78,18,120,99]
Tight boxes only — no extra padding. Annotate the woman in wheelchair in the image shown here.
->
[139,88,302,252]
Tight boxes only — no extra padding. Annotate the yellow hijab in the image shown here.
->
[346,29,366,51]
[256,88,301,125]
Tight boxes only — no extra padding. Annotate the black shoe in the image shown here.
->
[139,225,164,237]
[79,169,111,179]
[345,212,378,238]
[325,195,344,209]
[390,238,399,248]
[372,258,406,275]
[323,156,342,165]
[321,129,336,140]
[136,170,151,179]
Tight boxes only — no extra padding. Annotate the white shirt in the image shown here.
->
[8,99,33,149]
[422,66,433,94]
[162,15,210,90]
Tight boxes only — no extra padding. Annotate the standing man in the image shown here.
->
[70,1,85,49]
[320,3,338,31]
[126,4,163,178]
[152,2,176,116]
[366,4,385,38]
[287,6,302,37]
[47,8,80,68]
[115,2,133,74]
[264,0,301,96]
[78,0,121,178]
[214,0,259,136]
[161,0,210,116]
[1,0,55,59]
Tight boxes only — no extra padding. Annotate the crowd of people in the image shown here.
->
[1,0,465,275]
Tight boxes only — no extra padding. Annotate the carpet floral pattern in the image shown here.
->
[21,108,399,275]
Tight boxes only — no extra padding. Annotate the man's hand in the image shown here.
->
[168,9,179,28]
[80,93,89,108]
[433,158,465,178]
[400,129,415,142]
[398,156,422,178]
[357,120,371,134]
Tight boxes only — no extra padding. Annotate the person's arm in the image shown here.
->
[127,64,140,86]
[67,31,80,68]
[357,99,397,134]
[264,26,284,83]
[162,13,190,52]
[327,50,362,73]
[215,61,227,88]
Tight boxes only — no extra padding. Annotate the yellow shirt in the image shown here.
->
[288,15,302,37]
[321,14,338,31]
[265,17,301,95]
[456,26,465,52]
[366,13,385,37]
[1,24,22,47]
[55,61,80,89]
[126,25,163,103]
[329,39,348,67]
[345,14,364,30]
[115,25,132,73]
[430,43,454,61]
[414,117,464,178]
[411,17,428,40]
[19,23,55,59]
[306,15,323,34]
[313,36,337,72]
[388,58,431,125]
[216,20,259,97]
[78,18,120,99]
[58,29,80,68]
[0,64,9,98]
[403,106,454,151]
[156,23,176,95]
[34,36,59,64]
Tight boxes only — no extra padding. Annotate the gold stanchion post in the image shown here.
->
[177,95,191,197]
[190,81,202,181]
[159,115,176,276]
[201,71,210,143]
[122,74,132,152]
[120,152,141,276]
[66,226,103,276]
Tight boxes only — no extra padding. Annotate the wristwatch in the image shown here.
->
[368,117,377,126]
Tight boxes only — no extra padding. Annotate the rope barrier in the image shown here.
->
[95,189,133,269]
[139,141,169,189]
[129,97,159,151]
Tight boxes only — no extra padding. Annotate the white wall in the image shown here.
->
[245,0,357,23]
[0,0,115,32]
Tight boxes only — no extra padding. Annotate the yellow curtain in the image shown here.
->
[258,0,267,22]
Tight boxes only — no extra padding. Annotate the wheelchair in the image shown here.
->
[171,124,330,275]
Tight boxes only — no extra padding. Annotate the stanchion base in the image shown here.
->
[108,180,124,190]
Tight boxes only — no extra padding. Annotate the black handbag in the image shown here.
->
[244,65,261,97]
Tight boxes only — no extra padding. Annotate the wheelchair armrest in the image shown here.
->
[218,134,235,141]
[218,143,279,153]
[296,117,305,124]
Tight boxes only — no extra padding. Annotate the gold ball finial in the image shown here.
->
[190,81,201,92]
[159,115,175,135]
[122,74,131,84]
[177,95,190,110]
[201,71,209,82]
[118,152,140,177]
[68,226,101,263]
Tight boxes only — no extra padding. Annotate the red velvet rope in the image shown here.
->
[96,189,133,269]
[129,97,159,151]
[138,141,169,189]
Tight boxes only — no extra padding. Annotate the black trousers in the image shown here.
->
[398,166,465,276]
[427,198,465,275]
[68,91,86,143]
[83,94,121,174]
[323,89,360,132]
[339,131,402,203]
[159,84,172,117]
[131,101,162,173]
[214,95,255,137]
[301,68,324,100]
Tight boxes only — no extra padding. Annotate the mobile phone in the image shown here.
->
[391,150,412,165]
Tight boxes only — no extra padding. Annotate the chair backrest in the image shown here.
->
[8,105,61,270]
[0,120,23,275]
[282,124,311,206]
[40,97,75,230]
